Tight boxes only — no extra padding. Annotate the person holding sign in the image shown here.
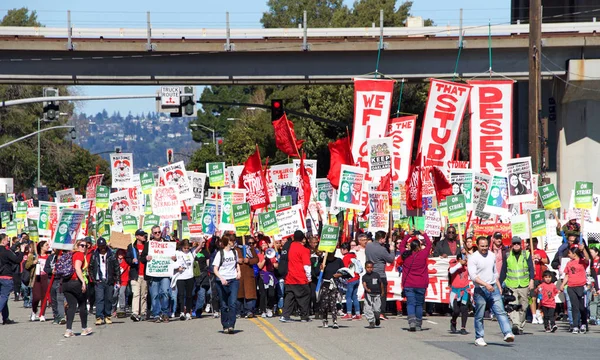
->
[398,230,432,332]
[559,245,590,334]
[449,249,470,335]
[318,252,344,329]
[0,233,23,325]
[141,226,174,323]
[212,233,241,334]
[499,236,534,336]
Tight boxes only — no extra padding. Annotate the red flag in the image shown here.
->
[327,137,354,189]
[377,168,393,206]
[406,151,422,210]
[272,114,305,157]
[431,166,453,202]
[239,146,270,211]
[298,152,312,217]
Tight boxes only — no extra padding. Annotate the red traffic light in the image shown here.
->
[273,101,281,109]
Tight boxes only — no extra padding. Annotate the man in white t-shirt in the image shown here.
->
[213,233,241,334]
[468,236,515,347]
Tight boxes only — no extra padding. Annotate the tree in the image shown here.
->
[261,0,349,28]
[1,7,40,26]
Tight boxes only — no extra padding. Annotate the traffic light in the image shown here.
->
[166,148,173,163]
[114,146,122,154]
[271,99,284,121]
[180,86,196,116]
[43,88,59,120]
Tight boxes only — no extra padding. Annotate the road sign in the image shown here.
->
[160,86,181,107]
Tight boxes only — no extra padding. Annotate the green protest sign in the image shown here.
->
[574,181,593,210]
[439,200,448,217]
[192,203,203,224]
[1,211,10,226]
[96,210,105,234]
[140,171,155,195]
[96,186,110,209]
[15,201,28,220]
[105,209,112,225]
[538,184,561,210]
[52,208,87,250]
[27,219,39,242]
[6,221,17,238]
[276,196,292,210]
[181,220,190,239]
[318,225,339,252]
[207,162,226,187]
[143,214,161,234]
[101,224,111,240]
[358,219,368,229]
[233,203,251,234]
[511,214,529,239]
[258,211,280,236]
[530,210,547,237]
[447,194,467,224]
[122,214,138,235]
[144,194,153,215]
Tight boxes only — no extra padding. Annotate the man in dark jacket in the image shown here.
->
[126,229,148,322]
[433,226,462,258]
[0,233,23,324]
[89,237,120,325]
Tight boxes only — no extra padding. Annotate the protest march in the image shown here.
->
[1,77,600,349]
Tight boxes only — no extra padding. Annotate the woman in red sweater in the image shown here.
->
[399,230,432,332]
[560,246,590,333]
[449,250,470,335]
[340,242,361,320]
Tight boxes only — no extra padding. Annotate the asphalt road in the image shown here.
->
[1,300,598,360]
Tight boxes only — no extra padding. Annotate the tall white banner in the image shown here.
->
[418,79,471,167]
[386,115,417,182]
[468,80,514,175]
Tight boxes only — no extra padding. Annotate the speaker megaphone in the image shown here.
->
[265,248,276,259]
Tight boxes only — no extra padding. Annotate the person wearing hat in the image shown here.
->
[280,230,311,323]
[499,236,534,335]
[126,229,148,322]
[491,232,507,276]
[88,237,120,325]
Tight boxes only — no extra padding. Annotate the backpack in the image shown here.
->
[350,257,364,274]
[55,252,75,280]
[209,249,238,272]
[277,240,293,278]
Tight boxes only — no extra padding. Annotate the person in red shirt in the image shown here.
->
[280,230,311,323]
[536,270,559,332]
[530,237,549,325]
[560,246,590,333]
[340,242,361,320]
[116,249,130,317]
[63,239,92,338]
[449,250,470,335]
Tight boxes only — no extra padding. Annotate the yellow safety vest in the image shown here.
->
[505,251,530,288]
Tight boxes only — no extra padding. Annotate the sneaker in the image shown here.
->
[64,330,75,338]
[368,322,375,329]
[409,326,416,332]
[81,328,93,336]
[322,320,328,328]
[185,313,192,321]
[337,310,345,316]
[580,325,587,334]
[379,314,388,320]
[205,304,211,313]
[52,318,59,325]
[213,312,220,319]
[261,312,267,318]
[475,338,487,347]
[545,327,551,333]
[39,316,46,322]
[2,319,15,325]
[532,317,541,325]
[352,315,362,320]
[247,313,255,319]
[179,312,186,321]
[131,314,141,322]
[30,313,36,322]
[375,316,381,326]
[223,327,230,334]
[551,325,558,333]
[340,314,353,320]
[504,333,515,342]
[59,318,66,325]
[460,328,469,335]
[266,309,273,318]
[415,325,422,331]
[228,327,235,334]
[450,321,457,333]
[279,316,290,323]
[572,328,580,334]
[154,316,163,323]
[332,322,339,329]
[105,317,112,325]
[95,318,103,326]
[170,313,175,319]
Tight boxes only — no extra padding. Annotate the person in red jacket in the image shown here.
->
[116,249,130,317]
[340,242,361,320]
[280,230,311,323]
[536,270,559,333]
[398,230,432,332]
[449,251,470,335]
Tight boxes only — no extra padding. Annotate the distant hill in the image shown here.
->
[73,110,201,173]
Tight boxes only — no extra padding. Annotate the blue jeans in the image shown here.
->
[345,280,360,315]
[473,285,513,340]
[94,281,114,318]
[216,279,239,329]
[564,288,573,325]
[0,278,13,321]
[149,277,170,317]
[169,286,177,314]
[277,279,284,310]
[194,285,208,312]
[405,287,426,321]
[21,283,31,308]
[237,298,256,316]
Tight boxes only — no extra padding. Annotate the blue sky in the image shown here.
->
[2,0,509,116]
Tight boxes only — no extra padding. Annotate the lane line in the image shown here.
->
[256,317,316,360]
[250,318,303,360]
[427,320,438,325]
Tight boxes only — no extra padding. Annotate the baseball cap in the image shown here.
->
[511,236,522,245]
[493,232,502,239]
[97,237,107,247]
[135,229,147,237]
[84,236,94,244]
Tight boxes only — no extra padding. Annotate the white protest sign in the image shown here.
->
[146,241,176,277]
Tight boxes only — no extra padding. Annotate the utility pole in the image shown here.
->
[528,0,542,174]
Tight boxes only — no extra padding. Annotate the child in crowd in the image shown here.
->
[449,251,470,335]
[537,270,559,333]
[116,249,129,317]
[362,260,383,329]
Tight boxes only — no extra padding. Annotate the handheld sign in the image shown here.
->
[447,194,467,224]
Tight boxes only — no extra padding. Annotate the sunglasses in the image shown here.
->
[247,242,255,245]
[447,231,456,234]
[78,244,86,248]
[153,231,161,234]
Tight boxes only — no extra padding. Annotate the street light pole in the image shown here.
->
[190,123,217,155]
[37,118,40,187]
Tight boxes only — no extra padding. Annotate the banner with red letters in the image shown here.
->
[386,116,417,183]
[468,80,514,175]
[351,79,395,179]
[418,79,471,167]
